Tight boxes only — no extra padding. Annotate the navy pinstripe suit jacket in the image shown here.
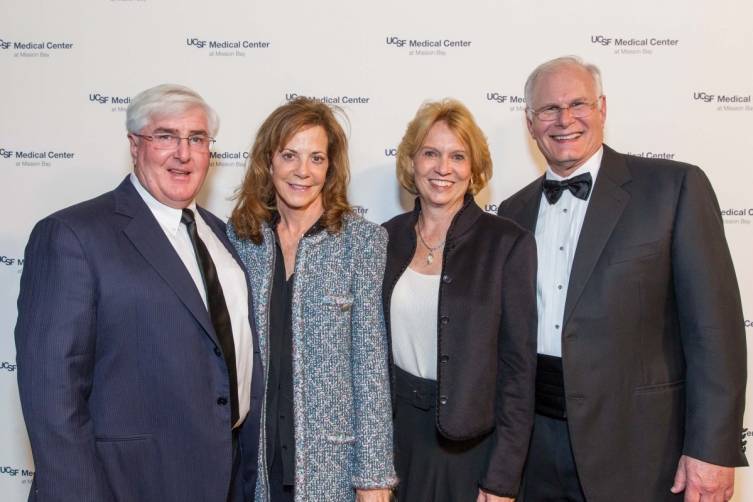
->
[15,176,263,502]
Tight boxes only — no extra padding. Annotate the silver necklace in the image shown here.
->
[417,215,446,265]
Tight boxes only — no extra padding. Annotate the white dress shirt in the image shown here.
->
[535,147,603,357]
[130,174,252,427]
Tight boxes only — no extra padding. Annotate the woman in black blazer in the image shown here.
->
[382,99,537,501]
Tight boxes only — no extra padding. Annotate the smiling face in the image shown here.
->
[129,106,211,209]
[527,64,606,177]
[412,120,472,212]
[271,125,329,217]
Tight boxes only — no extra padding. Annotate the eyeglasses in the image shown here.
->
[529,97,603,122]
[133,133,216,151]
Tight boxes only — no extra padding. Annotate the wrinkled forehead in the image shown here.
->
[532,65,598,104]
[277,123,329,151]
[144,105,209,133]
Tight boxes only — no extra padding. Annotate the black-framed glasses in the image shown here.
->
[133,133,216,151]
[529,96,603,121]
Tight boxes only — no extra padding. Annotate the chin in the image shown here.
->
[425,194,461,208]
[279,197,319,212]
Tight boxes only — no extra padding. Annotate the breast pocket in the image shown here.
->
[322,293,354,312]
[608,239,661,265]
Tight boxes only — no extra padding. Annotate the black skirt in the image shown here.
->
[394,366,492,502]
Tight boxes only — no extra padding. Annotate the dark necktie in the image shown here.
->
[542,172,593,204]
[181,208,239,427]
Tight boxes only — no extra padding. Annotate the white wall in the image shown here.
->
[2,0,751,498]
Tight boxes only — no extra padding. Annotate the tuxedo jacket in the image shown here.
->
[15,177,263,502]
[498,145,747,501]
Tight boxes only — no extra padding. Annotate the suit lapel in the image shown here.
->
[563,146,631,326]
[114,178,219,347]
[518,178,544,233]
[199,207,235,260]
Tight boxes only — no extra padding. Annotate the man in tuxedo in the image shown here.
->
[498,56,747,501]
[15,84,262,502]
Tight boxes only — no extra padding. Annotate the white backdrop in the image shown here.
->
[1,0,752,499]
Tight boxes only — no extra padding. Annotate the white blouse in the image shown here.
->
[390,267,440,380]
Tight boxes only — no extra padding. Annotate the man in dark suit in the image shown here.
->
[498,56,747,501]
[15,84,263,502]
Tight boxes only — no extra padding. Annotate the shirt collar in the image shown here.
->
[130,173,197,236]
[270,211,326,238]
[545,146,604,183]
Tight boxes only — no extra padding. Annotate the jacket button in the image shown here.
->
[442,275,452,284]
[217,397,228,406]
[440,355,450,363]
[440,316,449,325]
[214,347,222,357]
[439,396,448,405]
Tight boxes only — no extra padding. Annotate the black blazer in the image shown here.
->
[382,196,537,497]
[498,145,747,502]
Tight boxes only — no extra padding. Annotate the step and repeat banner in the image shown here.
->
[1,0,751,499]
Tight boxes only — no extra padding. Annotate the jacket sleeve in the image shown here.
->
[349,223,398,489]
[672,166,747,467]
[15,217,114,502]
[479,230,538,496]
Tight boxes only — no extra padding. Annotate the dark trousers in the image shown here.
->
[268,435,295,502]
[394,366,491,502]
[518,414,586,502]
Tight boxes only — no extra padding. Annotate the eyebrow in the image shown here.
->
[151,127,209,135]
[537,97,589,108]
[280,147,327,155]
[421,145,467,153]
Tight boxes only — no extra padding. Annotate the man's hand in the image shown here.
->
[477,489,515,502]
[355,488,392,502]
[670,454,734,501]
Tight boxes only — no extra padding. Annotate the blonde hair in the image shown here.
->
[230,97,351,244]
[396,99,492,195]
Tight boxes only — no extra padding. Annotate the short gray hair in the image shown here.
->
[126,84,219,136]
[524,56,603,115]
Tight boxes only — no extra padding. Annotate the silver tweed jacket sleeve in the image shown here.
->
[347,219,396,489]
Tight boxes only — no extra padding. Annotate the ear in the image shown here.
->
[598,95,607,123]
[127,133,139,164]
[525,112,535,138]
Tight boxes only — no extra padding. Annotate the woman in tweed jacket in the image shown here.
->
[227,98,396,502]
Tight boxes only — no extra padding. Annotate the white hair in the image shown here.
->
[524,56,603,115]
[126,83,219,136]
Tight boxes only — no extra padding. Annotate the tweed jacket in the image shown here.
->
[382,196,538,497]
[228,212,397,502]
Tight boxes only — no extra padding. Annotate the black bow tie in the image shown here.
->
[542,172,593,204]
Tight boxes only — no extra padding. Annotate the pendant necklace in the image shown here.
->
[417,214,446,265]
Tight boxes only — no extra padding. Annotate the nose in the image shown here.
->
[555,106,576,127]
[293,159,312,178]
[174,137,192,162]
[435,154,451,175]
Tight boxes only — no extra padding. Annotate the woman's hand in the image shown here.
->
[476,489,514,502]
[356,488,393,502]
